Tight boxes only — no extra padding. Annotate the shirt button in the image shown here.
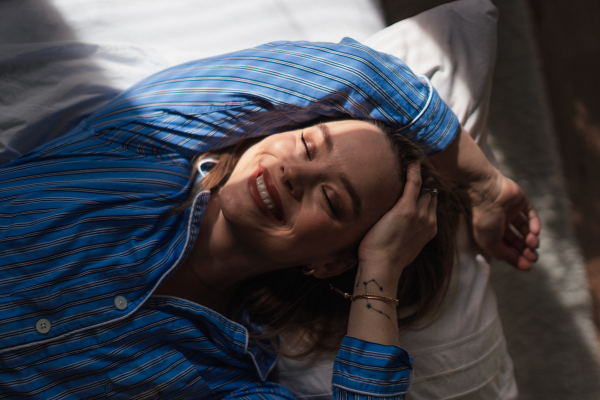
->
[36,318,51,334]
[114,296,128,311]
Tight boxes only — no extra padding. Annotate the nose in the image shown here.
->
[280,161,322,200]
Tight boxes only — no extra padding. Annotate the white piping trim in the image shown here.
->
[397,75,434,133]
[197,158,218,178]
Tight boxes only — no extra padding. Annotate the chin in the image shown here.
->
[219,179,266,241]
[217,181,290,266]
[218,181,248,226]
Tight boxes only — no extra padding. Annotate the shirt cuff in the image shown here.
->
[402,75,460,155]
[332,336,413,397]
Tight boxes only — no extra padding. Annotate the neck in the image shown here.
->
[155,189,271,316]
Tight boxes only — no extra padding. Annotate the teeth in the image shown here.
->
[256,175,276,211]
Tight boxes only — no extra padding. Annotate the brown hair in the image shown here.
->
[185,121,463,358]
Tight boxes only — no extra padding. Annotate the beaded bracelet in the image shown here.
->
[330,284,399,306]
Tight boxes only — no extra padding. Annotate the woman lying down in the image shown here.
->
[0,39,539,399]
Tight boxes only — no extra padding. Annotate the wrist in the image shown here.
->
[429,127,500,200]
[353,265,400,298]
[331,285,399,306]
[357,254,411,280]
[465,168,503,207]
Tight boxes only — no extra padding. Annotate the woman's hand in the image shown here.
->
[357,162,438,283]
[471,172,540,271]
[346,162,437,347]
[428,126,541,271]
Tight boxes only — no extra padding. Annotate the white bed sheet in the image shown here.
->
[0,0,385,166]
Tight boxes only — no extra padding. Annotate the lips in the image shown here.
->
[248,166,285,224]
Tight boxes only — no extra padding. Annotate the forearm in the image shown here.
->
[429,126,540,269]
[428,126,500,202]
[84,40,459,162]
[346,266,400,347]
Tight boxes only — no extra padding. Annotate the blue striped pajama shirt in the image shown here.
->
[0,38,459,399]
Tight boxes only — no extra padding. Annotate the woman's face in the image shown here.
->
[218,120,402,269]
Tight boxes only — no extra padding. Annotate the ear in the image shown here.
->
[312,256,357,279]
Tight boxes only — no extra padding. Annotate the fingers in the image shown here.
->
[427,189,438,217]
[410,164,437,237]
[401,163,422,205]
[416,192,431,212]
[492,242,523,270]
[511,208,541,249]
[494,242,533,271]
[501,201,541,270]
[471,173,542,271]
[357,163,437,272]
[525,207,541,249]
[503,224,538,263]
[505,224,527,253]
[527,206,541,236]
[428,190,438,237]
[512,212,530,237]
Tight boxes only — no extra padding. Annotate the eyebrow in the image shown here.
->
[317,123,361,220]
[317,123,334,153]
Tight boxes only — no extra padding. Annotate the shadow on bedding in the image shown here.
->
[0,0,119,166]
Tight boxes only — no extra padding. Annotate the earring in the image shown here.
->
[302,266,315,276]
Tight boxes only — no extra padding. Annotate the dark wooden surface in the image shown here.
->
[528,0,600,337]
[379,0,455,24]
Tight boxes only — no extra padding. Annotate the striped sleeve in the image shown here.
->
[77,38,458,159]
[332,336,413,399]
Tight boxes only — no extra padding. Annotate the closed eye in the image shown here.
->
[301,132,312,161]
[322,187,339,218]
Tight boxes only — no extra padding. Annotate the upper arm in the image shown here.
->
[80,39,459,160]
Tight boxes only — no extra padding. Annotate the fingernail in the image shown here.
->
[432,188,438,195]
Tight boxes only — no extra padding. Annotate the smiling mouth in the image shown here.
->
[249,167,284,223]
[256,173,283,221]
[256,175,274,210]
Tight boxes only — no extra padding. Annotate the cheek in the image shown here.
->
[248,210,334,263]
[288,208,359,256]
[294,214,332,242]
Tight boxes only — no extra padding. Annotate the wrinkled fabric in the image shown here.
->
[0,39,462,399]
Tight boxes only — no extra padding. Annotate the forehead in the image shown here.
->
[321,120,401,220]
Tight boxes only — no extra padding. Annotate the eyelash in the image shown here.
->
[301,132,338,217]
[322,187,338,217]
[301,132,312,161]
